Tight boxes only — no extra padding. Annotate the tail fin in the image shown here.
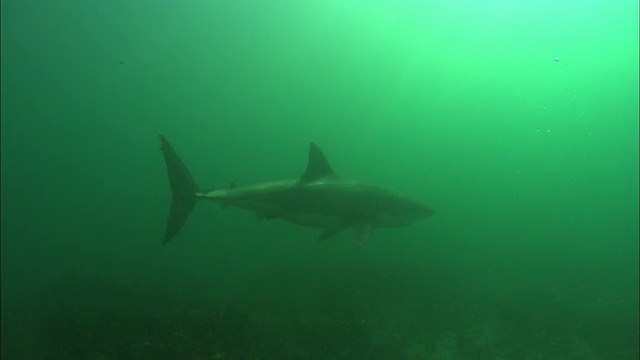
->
[159,135,200,244]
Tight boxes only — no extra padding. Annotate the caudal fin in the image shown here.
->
[159,135,200,244]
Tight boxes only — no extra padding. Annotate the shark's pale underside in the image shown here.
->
[159,135,435,245]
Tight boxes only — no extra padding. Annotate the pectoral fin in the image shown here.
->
[352,223,373,246]
[317,225,347,241]
[255,205,283,221]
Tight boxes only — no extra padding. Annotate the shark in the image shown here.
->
[159,135,435,245]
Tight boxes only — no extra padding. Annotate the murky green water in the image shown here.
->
[2,0,638,358]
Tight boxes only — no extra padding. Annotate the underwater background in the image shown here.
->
[1,0,638,359]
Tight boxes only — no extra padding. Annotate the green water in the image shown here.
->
[2,0,638,358]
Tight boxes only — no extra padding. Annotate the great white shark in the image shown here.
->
[159,135,435,245]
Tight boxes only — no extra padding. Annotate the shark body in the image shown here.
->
[159,135,435,245]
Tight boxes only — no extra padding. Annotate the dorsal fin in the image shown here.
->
[300,143,337,183]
